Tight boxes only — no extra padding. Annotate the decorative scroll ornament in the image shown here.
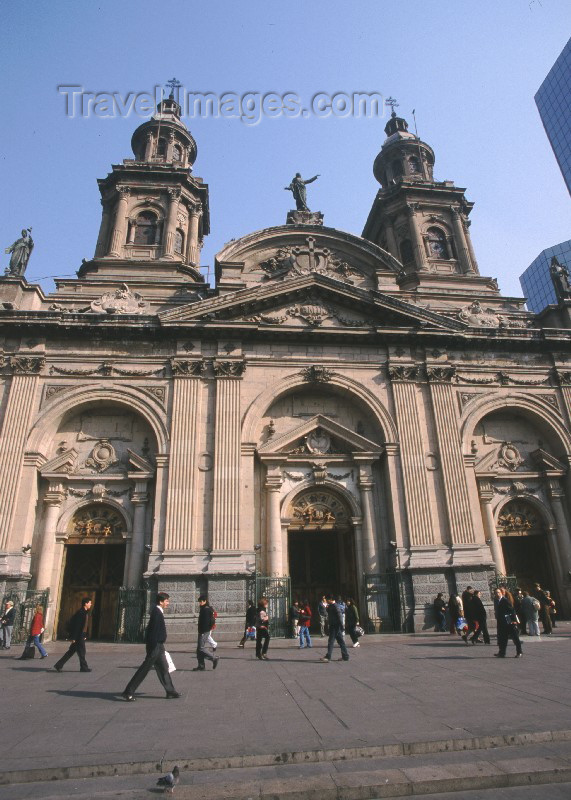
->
[90,283,149,315]
[388,364,419,381]
[213,359,246,377]
[300,365,334,383]
[497,442,525,472]
[459,300,500,327]
[170,359,206,376]
[258,237,365,284]
[243,300,368,328]
[426,366,456,382]
[10,355,45,374]
[85,439,119,472]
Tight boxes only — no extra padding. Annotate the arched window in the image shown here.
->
[427,227,449,259]
[173,144,183,162]
[156,138,167,158]
[174,228,184,255]
[133,211,158,245]
[400,239,414,265]
[391,159,403,181]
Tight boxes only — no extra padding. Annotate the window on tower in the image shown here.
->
[156,138,167,158]
[400,239,414,265]
[174,228,184,255]
[427,227,449,259]
[173,144,183,162]
[408,156,421,174]
[391,160,403,182]
[133,211,159,245]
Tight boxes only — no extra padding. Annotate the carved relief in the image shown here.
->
[497,442,525,472]
[388,364,419,381]
[459,301,500,328]
[170,359,206,376]
[257,237,367,285]
[90,283,149,315]
[213,360,246,377]
[242,299,369,328]
[10,356,45,374]
[497,500,539,536]
[70,505,124,540]
[300,365,334,383]
[290,491,349,527]
[426,366,456,382]
[84,439,120,472]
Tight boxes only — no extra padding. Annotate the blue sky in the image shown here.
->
[0,1,569,298]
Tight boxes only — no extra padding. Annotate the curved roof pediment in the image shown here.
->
[215,224,402,293]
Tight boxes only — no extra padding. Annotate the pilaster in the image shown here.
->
[406,204,427,271]
[163,188,181,260]
[450,206,473,274]
[478,481,506,574]
[108,186,130,257]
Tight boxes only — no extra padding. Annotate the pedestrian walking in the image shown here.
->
[337,597,346,632]
[193,595,219,671]
[433,593,447,632]
[521,591,541,636]
[207,610,218,651]
[22,604,48,659]
[54,597,92,672]
[345,598,361,647]
[534,583,553,634]
[320,594,349,662]
[255,597,270,660]
[469,590,490,644]
[1,600,16,650]
[545,590,557,628]
[318,595,328,637]
[513,589,525,635]
[237,600,257,647]
[494,588,523,658]
[298,601,312,648]
[461,587,475,643]
[448,593,463,635]
[122,592,180,700]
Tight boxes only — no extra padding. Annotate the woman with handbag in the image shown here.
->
[20,604,48,659]
[345,598,362,647]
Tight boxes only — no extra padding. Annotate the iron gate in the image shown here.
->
[488,573,518,598]
[114,587,150,643]
[363,572,403,632]
[253,576,291,638]
[1,589,49,645]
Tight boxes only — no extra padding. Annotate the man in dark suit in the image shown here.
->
[320,594,349,662]
[494,588,523,658]
[54,597,92,672]
[122,592,180,700]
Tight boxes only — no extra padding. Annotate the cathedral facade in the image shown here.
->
[1,95,570,639]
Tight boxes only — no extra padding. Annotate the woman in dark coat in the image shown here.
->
[345,598,361,647]
[469,590,490,644]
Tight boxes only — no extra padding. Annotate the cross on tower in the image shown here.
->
[166,77,182,98]
[386,96,399,115]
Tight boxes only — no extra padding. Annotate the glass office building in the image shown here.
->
[520,239,571,313]
[535,37,571,195]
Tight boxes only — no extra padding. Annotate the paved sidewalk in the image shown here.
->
[1,625,570,790]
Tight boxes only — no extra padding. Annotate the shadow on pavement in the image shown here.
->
[46,689,125,701]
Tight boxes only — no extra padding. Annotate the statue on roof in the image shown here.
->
[549,256,571,304]
[4,228,34,278]
[285,173,320,212]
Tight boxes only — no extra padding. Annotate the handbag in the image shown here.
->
[164,650,176,673]
[355,625,365,638]
[18,641,36,660]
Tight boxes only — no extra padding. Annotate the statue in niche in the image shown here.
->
[4,228,34,277]
[284,173,320,211]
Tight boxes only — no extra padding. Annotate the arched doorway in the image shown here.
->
[286,489,357,624]
[57,504,126,640]
[497,499,555,592]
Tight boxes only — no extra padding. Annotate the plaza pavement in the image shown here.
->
[1,624,570,798]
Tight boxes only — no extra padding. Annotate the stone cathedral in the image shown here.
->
[1,94,571,640]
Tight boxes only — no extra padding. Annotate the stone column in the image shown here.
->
[547,480,571,577]
[94,200,112,258]
[427,367,476,544]
[163,188,181,260]
[0,360,43,552]
[355,459,378,573]
[265,466,283,576]
[150,454,168,555]
[212,361,245,552]
[126,219,136,244]
[108,186,130,257]
[352,519,365,583]
[126,486,149,587]
[35,483,65,590]
[389,366,434,545]
[187,207,201,266]
[164,361,204,551]
[144,132,154,161]
[450,207,473,274]
[383,218,399,259]
[478,484,506,574]
[463,218,480,274]
[406,204,427,271]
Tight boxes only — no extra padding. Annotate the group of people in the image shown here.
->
[288,596,362,649]
[433,581,559,658]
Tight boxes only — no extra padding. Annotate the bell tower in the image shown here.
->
[363,107,482,290]
[84,86,209,284]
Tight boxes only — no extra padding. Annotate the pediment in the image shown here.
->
[159,274,465,331]
[258,415,383,456]
[127,448,154,476]
[529,448,567,473]
[40,448,78,476]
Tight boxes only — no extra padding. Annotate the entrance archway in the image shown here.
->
[497,499,555,592]
[286,489,357,625]
[57,504,126,640]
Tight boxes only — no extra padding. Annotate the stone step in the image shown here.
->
[2,731,571,799]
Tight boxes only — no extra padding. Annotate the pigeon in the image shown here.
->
[157,765,180,794]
